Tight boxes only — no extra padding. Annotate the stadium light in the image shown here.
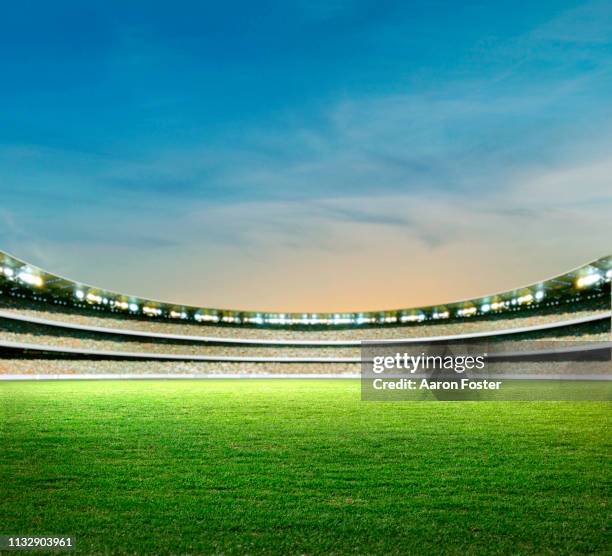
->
[432,311,449,319]
[576,273,602,288]
[400,313,424,323]
[75,290,85,300]
[481,304,490,313]
[356,313,376,325]
[457,307,477,317]
[17,271,43,287]
[332,314,353,325]
[2,266,14,278]
[129,303,139,312]
[86,293,103,304]
[606,269,612,279]
[195,313,220,323]
[535,290,545,301]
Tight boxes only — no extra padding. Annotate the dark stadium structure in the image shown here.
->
[0,249,610,377]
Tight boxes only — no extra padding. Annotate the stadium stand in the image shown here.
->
[0,249,609,377]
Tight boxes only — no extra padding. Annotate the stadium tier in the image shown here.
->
[0,249,610,377]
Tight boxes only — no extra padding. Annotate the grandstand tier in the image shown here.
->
[0,249,609,377]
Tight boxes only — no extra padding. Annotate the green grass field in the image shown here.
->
[1,379,610,555]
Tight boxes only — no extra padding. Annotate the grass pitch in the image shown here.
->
[1,379,610,555]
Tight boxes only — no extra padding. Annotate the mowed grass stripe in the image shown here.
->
[0,379,610,555]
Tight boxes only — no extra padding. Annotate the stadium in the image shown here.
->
[3,2,612,553]
[0,249,610,378]
[1,249,610,553]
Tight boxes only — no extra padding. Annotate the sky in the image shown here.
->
[1,0,611,312]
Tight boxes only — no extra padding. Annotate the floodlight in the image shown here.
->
[457,307,477,317]
[17,271,43,287]
[86,293,103,304]
[400,313,424,323]
[576,273,602,288]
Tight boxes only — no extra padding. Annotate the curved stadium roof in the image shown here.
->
[0,249,610,327]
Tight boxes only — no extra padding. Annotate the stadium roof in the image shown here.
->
[0,249,610,327]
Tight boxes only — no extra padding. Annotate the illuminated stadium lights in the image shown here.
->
[265,314,287,325]
[246,315,264,325]
[0,248,609,329]
[143,306,162,317]
[332,314,353,325]
[356,313,376,325]
[576,273,602,289]
[400,313,425,323]
[17,271,43,287]
[517,294,534,305]
[222,315,241,324]
[86,293,103,304]
[432,310,449,319]
[457,307,477,317]
[194,313,220,323]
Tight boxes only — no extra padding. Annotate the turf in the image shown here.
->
[0,379,610,555]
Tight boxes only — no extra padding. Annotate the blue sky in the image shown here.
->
[1,0,611,311]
